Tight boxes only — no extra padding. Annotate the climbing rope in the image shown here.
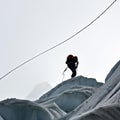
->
[0,0,117,80]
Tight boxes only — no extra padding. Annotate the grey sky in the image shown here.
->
[0,0,120,100]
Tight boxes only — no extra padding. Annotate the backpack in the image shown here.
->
[74,56,78,62]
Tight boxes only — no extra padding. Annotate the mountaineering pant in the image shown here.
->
[69,67,76,78]
[67,62,77,78]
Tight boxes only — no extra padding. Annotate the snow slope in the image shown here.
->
[61,60,120,120]
[0,60,120,120]
[36,76,102,113]
[0,98,52,120]
[37,76,102,103]
[71,104,120,120]
[0,76,102,120]
[105,60,120,82]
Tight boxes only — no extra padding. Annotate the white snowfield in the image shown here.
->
[0,60,120,120]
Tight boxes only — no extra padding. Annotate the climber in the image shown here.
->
[64,54,79,78]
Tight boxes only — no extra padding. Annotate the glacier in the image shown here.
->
[0,60,120,120]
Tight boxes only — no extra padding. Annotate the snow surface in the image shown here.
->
[60,60,120,120]
[36,76,102,113]
[37,76,103,103]
[71,104,120,120]
[0,60,120,120]
[0,99,52,120]
[105,60,120,82]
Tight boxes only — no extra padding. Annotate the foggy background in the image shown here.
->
[0,0,120,100]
